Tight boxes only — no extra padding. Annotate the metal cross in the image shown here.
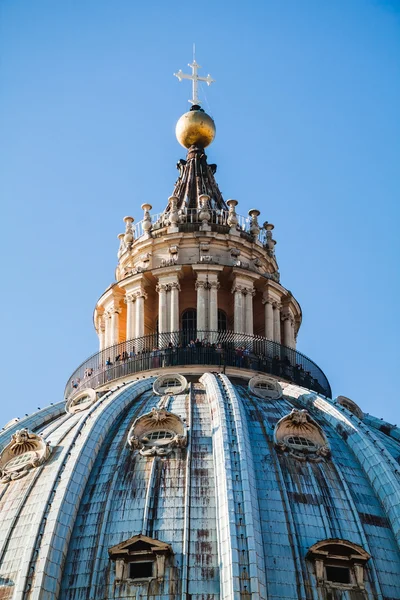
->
[174,59,215,105]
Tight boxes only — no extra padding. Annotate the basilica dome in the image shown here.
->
[1,65,400,600]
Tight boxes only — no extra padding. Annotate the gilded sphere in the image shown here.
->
[176,109,216,149]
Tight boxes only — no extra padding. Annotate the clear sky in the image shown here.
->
[1,0,399,425]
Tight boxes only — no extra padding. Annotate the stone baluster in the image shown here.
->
[248,209,260,240]
[196,280,208,335]
[125,294,136,341]
[226,199,239,236]
[199,194,211,231]
[156,283,168,334]
[141,203,152,237]
[170,282,180,333]
[273,302,282,344]
[135,290,147,339]
[123,216,134,250]
[263,296,274,340]
[232,285,244,333]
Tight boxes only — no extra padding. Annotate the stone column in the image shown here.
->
[156,283,168,334]
[273,302,281,344]
[110,308,121,346]
[125,294,136,341]
[244,287,255,335]
[209,281,219,334]
[232,285,244,333]
[291,321,297,349]
[170,282,180,332]
[282,311,292,348]
[135,291,147,339]
[263,297,274,340]
[196,280,208,335]
[98,314,106,351]
[104,311,112,348]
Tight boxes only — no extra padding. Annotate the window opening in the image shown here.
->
[182,309,197,332]
[73,395,90,406]
[129,561,153,579]
[218,309,227,331]
[325,566,351,584]
[145,430,174,442]
[255,382,274,390]
[5,452,34,471]
[161,379,181,388]
[286,436,317,450]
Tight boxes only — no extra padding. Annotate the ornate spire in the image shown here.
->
[168,56,223,212]
[166,143,227,212]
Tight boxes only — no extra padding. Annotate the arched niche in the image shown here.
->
[153,374,188,396]
[66,388,97,414]
[274,408,330,461]
[0,429,51,483]
[248,375,282,400]
[336,396,364,420]
[128,408,187,456]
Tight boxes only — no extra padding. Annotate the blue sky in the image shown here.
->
[1,0,399,424]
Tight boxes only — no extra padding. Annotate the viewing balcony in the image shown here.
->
[65,330,331,400]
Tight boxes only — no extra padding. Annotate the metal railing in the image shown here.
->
[65,330,331,400]
[133,209,268,245]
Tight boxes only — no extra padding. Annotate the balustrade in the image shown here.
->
[65,329,331,400]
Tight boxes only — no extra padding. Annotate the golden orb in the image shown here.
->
[176,107,216,149]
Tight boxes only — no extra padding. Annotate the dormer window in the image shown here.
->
[0,429,51,483]
[307,539,370,590]
[274,409,330,461]
[337,396,364,419]
[248,375,282,400]
[153,373,188,396]
[128,408,187,456]
[109,534,172,584]
[66,388,97,414]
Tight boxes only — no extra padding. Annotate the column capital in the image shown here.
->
[135,289,148,300]
[272,300,282,310]
[195,280,209,291]
[170,281,181,291]
[156,283,169,293]
[124,294,137,304]
[209,281,220,290]
[281,307,294,321]
[231,284,244,294]
[242,286,256,297]
[262,293,275,305]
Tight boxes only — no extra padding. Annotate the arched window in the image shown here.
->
[182,309,197,332]
[218,309,227,331]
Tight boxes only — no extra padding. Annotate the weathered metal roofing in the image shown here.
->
[0,375,400,599]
